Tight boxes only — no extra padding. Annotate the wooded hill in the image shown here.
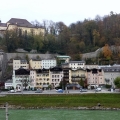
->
[0,11,120,64]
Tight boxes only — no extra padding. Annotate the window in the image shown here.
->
[36,83,39,85]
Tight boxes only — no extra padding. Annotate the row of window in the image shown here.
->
[36,82,59,86]
[37,74,49,77]
[71,67,83,69]
[88,81,103,83]
[14,62,27,64]
[52,75,62,77]
[14,66,27,68]
[31,62,56,64]
[88,77,103,79]
[70,63,84,65]
[43,63,56,64]
[36,78,49,81]
[36,83,49,85]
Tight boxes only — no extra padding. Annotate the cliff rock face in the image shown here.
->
[81,46,120,60]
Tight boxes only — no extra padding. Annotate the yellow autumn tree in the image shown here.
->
[102,44,112,60]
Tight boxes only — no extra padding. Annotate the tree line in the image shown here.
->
[0,11,120,63]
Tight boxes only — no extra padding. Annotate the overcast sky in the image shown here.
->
[0,0,120,26]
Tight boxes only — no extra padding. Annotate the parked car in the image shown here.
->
[16,89,21,92]
[80,89,87,92]
[35,89,43,93]
[8,90,15,93]
[95,87,102,91]
[56,89,63,93]
[108,88,111,91]
[108,88,115,91]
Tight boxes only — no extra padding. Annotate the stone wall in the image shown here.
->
[81,46,120,60]
[6,53,58,61]
[0,51,7,81]
[81,48,102,60]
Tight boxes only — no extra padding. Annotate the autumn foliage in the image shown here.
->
[102,44,112,60]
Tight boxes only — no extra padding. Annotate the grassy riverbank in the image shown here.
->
[0,93,120,109]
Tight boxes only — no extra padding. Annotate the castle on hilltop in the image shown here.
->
[0,18,45,37]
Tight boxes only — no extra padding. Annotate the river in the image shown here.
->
[0,109,120,120]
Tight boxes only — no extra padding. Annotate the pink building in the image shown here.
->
[86,68,104,87]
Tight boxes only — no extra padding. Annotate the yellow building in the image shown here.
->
[70,68,86,84]
[0,18,45,35]
[35,69,50,89]
[29,59,42,69]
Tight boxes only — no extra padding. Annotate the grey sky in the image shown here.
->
[0,0,120,26]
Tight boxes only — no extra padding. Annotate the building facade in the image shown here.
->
[50,67,63,88]
[70,69,86,84]
[13,59,29,70]
[86,68,104,87]
[41,59,56,69]
[35,69,50,89]
[102,66,120,87]
[12,68,32,91]
[29,59,42,69]
[69,61,85,70]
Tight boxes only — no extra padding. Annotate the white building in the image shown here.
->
[30,70,36,88]
[69,61,85,70]
[12,68,33,91]
[5,80,13,89]
[41,59,56,69]
[101,66,120,87]
[49,67,63,88]
[13,59,29,70]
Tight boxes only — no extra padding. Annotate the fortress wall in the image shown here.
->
[6,53,57,61]
[81,48,102,60]
[81,51,99,60]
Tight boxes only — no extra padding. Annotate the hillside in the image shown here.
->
[0,12,120,62]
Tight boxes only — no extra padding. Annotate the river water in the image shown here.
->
[0,109,120,120]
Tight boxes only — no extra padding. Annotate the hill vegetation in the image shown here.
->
[0,11,120,64]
